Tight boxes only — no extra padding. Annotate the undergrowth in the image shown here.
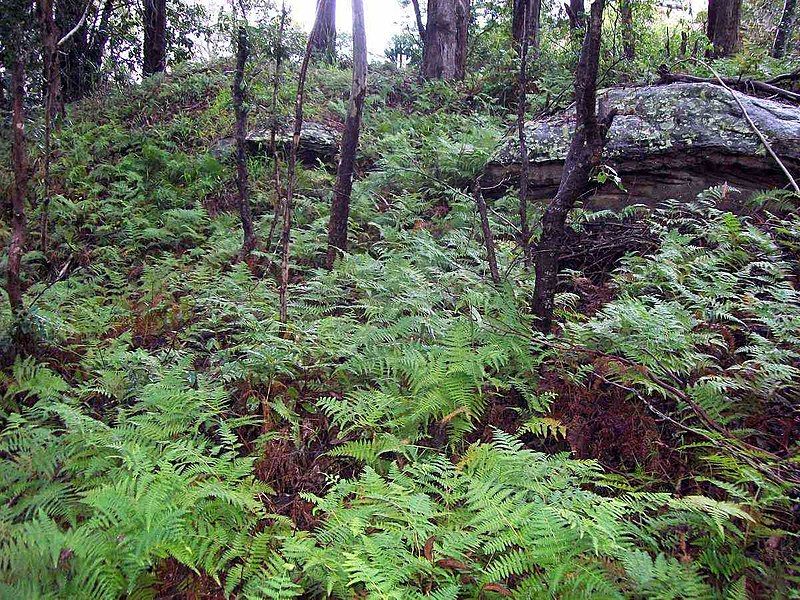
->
[1,61,799,599]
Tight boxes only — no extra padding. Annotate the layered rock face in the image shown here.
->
[484,82,800,205]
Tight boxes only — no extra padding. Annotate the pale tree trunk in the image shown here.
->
[422,0,469,80]
[232,25,256,257]
[37,0,61,255]
[265,1,288,253]
[310,0,336,60]
[706,0,741,57]
[326,0,367,268]
[532,0,614,330]
[620,0,634,60]
[772,0,797,58]
[8,52,28,319]
[143,0,167,75]
[512,0,541,51]
[280,8,316,327]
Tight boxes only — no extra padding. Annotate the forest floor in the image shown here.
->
[1,61,799,599]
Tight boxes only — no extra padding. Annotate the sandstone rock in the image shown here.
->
[211,120,340,166]
[483,82,800,205]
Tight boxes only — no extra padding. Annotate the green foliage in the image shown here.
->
[1,20,799,598]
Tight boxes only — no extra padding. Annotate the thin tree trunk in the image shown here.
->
[265,1,287,254]
[37,0,61,255]
[567,0,585,28]
[532,0,613,331]
[326,0,367,269]
[233,25,256,257]
[8,53,28,318]
[280,9,316,327]
[772,0,797,58]
[421,0,460,80]
[455,0,470,80]
[517,0,532,263]
[143,0,167,75]
[513,0,541,51]
[86,0,113,93]
[706,0,741,57]
[620,0,634,60]
[310,0,336,60]
[474,181,500,284]
[411,0,426,40]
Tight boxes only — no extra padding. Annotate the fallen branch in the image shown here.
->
[657,66,800,104]
[766,68,800,85]
[692,60,800,195]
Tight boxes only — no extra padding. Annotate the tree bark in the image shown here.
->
[532,0,612,331]
[566,0,585,28]
[280,7,316,327]
[772,0,797,58]
[706,0,741,57]
[326,0,367,269]
[232,26,256,257]
[620,0,634,60]
[8,52,28,318]
[310,0,336,60]
[512,0,541,51]
[455,0,470,79]
[411,0,426,40]
[37,0,61,255]
[143,0,167,75]
[517,0,532,263]
[265,1,288,254]
[474,181,500,284]
[422,0,468,80]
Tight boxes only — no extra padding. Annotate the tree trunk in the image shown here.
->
[37,0,61,255]
[474,181,500,284]
[517,0,532,263]
[455,0,470,79]
[143,0,167,75]
[85,0,114,93]
[232,26,256,257]
[422,0,463,80]
[265,1,288,254]
[620,0,634,60]
[513,0,541,51]
[326,0,367,269]
[411,0,426,40]
[567,0,585,28]
[772,0,797,58]
[532,0,613,331]
[280,7,316,327]
[310,0,336,60]
[8,52,28,318]
[56,0,89,103]
[706,0,741,57]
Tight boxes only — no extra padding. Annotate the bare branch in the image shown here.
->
[57,0,92,48]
